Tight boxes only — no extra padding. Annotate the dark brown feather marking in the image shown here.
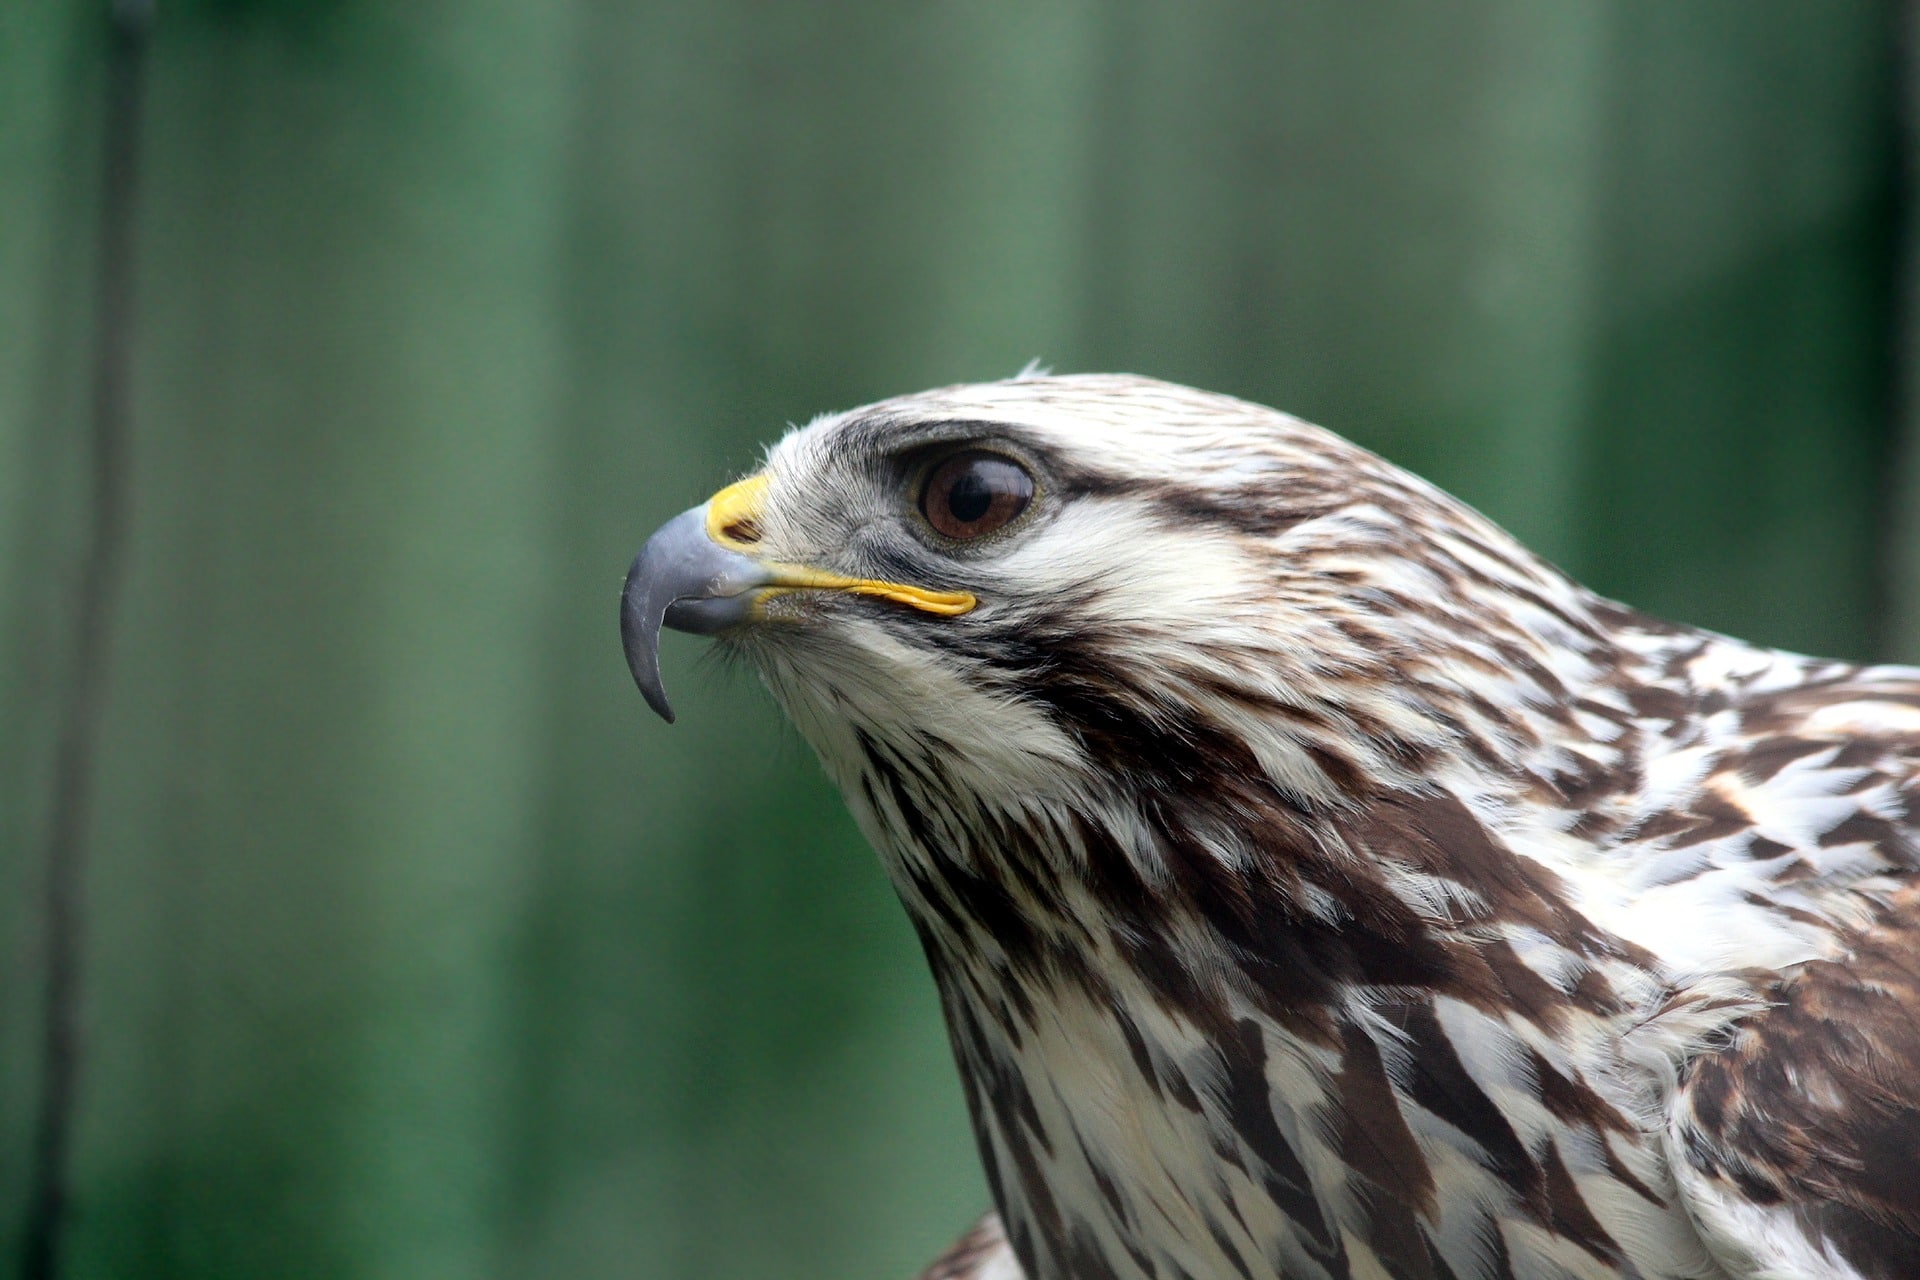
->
[1539,1139,1624,1264]
[1389,1003,1542,1207]
[1679,887,1920,1279]
[1221,1019,1340,1258]
[1333,1020,1437,1217]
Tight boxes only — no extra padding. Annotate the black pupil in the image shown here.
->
[948,468,994,523]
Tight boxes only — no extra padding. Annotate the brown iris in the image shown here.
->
[920,451,1035,540]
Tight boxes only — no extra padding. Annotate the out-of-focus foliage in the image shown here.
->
[1,3,1910,1278]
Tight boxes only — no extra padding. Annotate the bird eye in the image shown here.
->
[920,451,1035,540]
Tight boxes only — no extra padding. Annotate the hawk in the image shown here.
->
[620,375,1920,1280]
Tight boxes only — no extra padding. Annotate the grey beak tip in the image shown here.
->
[621,550,677,724]
[621,504,770,724]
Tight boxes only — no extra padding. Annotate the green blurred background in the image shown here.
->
[4,3,1918,1278]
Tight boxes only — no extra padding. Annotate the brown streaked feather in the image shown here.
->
[917,1212,1021,1280]
[1677,884,1920,1279]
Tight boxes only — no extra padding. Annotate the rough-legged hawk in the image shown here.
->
[622,375,1920,1280]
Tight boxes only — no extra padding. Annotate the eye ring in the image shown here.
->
[918,450,1036,541]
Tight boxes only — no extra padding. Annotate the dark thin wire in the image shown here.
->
[22,2,153,1277]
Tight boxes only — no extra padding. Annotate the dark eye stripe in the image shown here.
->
[922,451,1035,540]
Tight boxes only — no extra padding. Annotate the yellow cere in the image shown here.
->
[705,474,773,548]
[702,473,977,618]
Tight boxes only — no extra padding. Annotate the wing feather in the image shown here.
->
[1672,885,1920,1279]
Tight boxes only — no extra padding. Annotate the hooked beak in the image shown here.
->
[620,475,975,722]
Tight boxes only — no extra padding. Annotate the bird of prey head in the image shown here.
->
[623,375,1920,1280]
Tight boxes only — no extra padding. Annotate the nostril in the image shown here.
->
[720,516,762,545]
